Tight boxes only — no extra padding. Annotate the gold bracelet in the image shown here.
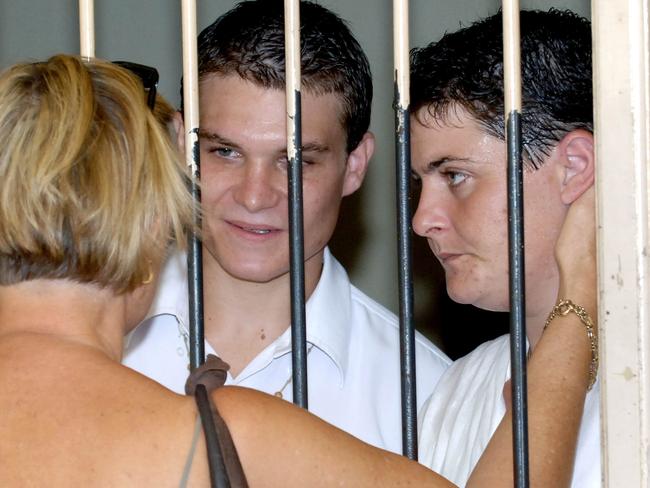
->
[543,299,598,390]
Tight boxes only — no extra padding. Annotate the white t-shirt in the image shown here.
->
[418,334,601,487]
[123,248,451,454]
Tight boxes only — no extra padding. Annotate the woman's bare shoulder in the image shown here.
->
[1,346,207,487]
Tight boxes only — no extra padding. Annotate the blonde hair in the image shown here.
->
[0,55,195,292]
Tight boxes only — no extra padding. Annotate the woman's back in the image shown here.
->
[0,331,209,487]
[0,54,205,486]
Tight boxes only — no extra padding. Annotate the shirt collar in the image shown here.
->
[262,248,352,385]
[145,250,189,325]
[303,248,352,385]
[142,247,352,385]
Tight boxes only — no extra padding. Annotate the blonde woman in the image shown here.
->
[0,54,595,487]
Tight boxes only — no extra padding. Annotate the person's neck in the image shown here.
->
[0,279,126,361]
[201,251,325,376]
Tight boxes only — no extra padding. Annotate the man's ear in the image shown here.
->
[172,111,186,153]
[557,129,595,205]
[342,131,375,196]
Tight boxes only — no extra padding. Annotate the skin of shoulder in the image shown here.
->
[212,386,454,487]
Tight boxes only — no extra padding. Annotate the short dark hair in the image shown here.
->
[411,9,592,168]
[194,0,372,153]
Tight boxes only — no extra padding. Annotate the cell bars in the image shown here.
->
[393,0,418,460]
[393,0,528,469]
[180,0,205,373]
[284,0,309,410]
[79,0,650,487]
[78,0,94,58]
[502,2,530,487]
[181,4,229,486]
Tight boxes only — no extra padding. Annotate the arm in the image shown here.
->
[468,188,597,487]
[214,385,454,487]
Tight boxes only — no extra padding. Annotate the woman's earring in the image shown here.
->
[142,262,154,285]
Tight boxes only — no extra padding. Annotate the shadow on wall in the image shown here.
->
[330,185,509,360]
[329,187,368,272]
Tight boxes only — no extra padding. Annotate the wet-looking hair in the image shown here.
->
[193,0,372,154]
[0,55,195,292]
[411,9,592,169]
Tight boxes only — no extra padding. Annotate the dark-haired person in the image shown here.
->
[410,9,600,487]
[123,0,449,454]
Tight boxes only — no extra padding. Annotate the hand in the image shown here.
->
[555,187,596,314]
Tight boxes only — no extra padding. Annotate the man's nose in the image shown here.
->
[232,162,283,212]
[412,188,451,237]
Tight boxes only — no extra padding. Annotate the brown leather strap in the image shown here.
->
[185,354,230,396]
[185,355,249,488]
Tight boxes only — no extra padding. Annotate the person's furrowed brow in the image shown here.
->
[197,129,242,150]
[279,142,331,159]
[423,156,472,173]
[301,142,330,153]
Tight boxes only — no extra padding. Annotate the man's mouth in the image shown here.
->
[243,227,271,235]
[228,220,279,236]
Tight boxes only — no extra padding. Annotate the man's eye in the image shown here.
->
[208,146,239,158]
[445,171,467,186]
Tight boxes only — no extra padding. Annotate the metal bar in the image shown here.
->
[284,0,308,409]
[593,1,650,486]
[393,0,417,461]
[78,0,95,58]
[502,3,530,487]
[181,0,205,371]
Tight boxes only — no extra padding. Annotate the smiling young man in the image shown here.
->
[123,0,450,454]
[409,9,600,487]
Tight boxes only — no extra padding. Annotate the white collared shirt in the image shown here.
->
[123,248,451,454]
[418,334,601,487]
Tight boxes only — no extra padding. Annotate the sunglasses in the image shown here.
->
[113,61,159,110]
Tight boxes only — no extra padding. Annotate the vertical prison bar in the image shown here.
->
[502,2,530,486]
[393,0,418,460]
[181,0,206,372]
[284,0,309,408]
[78,0,94,58]
[180,4,230,485]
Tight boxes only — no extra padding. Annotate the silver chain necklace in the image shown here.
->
[273,344,314,399]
